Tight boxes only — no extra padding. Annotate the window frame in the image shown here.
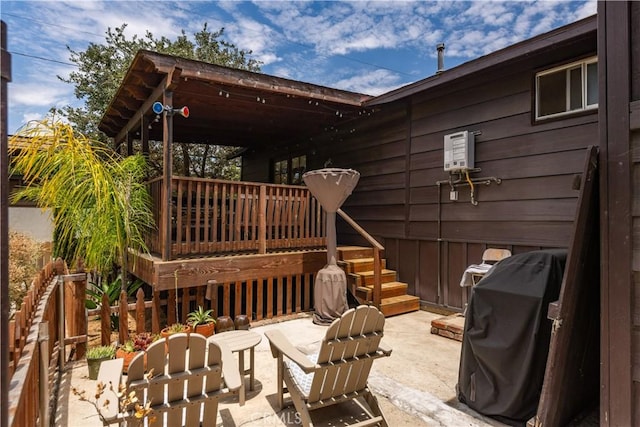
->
[272,154,307,185]
[534,56,598,121]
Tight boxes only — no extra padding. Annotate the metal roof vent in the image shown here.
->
[436,43,445,74]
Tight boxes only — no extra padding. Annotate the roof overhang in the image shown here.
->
[99,50,372,149]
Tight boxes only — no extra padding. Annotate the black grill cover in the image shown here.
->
[457,249,567,426]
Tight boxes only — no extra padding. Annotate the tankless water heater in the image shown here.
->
[444,131,475,172]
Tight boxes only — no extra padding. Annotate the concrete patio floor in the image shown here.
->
[55,309,507,426]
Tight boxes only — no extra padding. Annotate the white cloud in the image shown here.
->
[332,69,403,96]
[9,83,72,107]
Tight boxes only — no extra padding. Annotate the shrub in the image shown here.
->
[8,231,45,316]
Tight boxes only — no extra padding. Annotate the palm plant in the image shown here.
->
[8,118,154,292]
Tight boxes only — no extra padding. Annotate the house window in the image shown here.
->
[273,155,306,185]
[535,57,598,120]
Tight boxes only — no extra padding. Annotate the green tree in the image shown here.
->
[9,119,154,289]
[57,23,259,179]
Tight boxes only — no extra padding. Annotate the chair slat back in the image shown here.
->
[125,333,224,427]
[310,306,385,402]
[482,248,511,264]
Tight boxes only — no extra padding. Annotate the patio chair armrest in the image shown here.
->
[378,340,393,356]
[265,329,316,373]
[96,358,124,423]
[217,341,242,392]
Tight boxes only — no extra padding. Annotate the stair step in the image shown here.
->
[339,257,387,273]
[379,295,421,317]
[356,282,408,300]
[349,269,397,287]
[338,246,374,261]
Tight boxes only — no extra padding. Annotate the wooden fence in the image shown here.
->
[97,273,316,345]
[8,259,64,427]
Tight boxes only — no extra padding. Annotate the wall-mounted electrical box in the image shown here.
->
[444,131,475,171]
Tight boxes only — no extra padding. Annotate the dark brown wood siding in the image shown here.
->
[354,65,595,309]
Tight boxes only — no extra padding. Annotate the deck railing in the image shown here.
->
[337,209,385,307]
[148,177,326,260]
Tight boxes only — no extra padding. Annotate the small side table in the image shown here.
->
[209,330,262,405]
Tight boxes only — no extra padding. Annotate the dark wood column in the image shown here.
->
[1,20,11,427]
[162,90,173,261]
[598,2,633,426]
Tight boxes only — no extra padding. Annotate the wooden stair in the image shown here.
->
[337,246,420,317]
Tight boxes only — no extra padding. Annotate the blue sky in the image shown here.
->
[2,0,596,134]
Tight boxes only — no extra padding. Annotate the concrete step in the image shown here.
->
[356,281,408,301]
[380,295,421,317]
[339,257,387,273]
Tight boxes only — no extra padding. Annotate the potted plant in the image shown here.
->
[160,322,191,340]
[86,345,115,380]
[187,306,216,337]
[115,332,158,373]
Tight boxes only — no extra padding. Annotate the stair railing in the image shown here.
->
[337,209,384,307]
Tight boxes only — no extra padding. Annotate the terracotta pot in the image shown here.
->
[161,324,192,351]
[192,322,215,338]
[216,316,235,333]
[160,324,192,340]
[234,314,251,330]
[116,348,143,373]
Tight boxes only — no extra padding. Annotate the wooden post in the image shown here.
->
[161,89,174,261]
[181,288,190,323]
[76,275,87,360]
[167,289,177,326]
[100,293,110,346]
[373,247,382,307]
[152,289,160,334]
[1,21,11,426]
[58,276,65,369]
[64,273,87,360]
[38,322,50,427]
[259,185,267,254]
[136,288,145,334]
[118,291,128,345]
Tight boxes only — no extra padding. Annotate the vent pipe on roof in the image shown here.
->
[436,43,445,74]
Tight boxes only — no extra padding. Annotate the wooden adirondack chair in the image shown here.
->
[97,332,241,426]
[265,305,392,427]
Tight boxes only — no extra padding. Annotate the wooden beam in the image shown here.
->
[153,250,327,291]
[114,75,168,145]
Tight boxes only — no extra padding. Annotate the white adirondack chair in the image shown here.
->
[265,305,392,427]
[97,332,241,426]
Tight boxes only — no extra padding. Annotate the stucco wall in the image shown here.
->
[9,207,53,242]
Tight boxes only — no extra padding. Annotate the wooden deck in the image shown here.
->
[131,176,419,323]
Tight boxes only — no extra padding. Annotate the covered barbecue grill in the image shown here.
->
[457,249,567,426]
